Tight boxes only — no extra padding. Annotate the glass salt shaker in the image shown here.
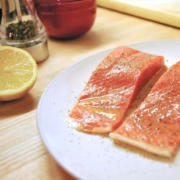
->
[0,0,49,63]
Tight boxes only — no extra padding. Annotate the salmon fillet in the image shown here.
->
[69,46,164,133]
[110,61,180,157]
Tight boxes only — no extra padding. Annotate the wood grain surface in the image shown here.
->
[97,0,180,28]
[1,6,180,180]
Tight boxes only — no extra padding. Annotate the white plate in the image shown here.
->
[37,39,180,180]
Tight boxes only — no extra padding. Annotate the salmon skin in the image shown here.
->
[110,61,180,157]
[69,46,164,133]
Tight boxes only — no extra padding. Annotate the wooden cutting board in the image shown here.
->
[97,0,180,28]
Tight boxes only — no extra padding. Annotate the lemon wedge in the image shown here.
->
[0,46,38,101]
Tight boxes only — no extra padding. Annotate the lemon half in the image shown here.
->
[0,46,38,101]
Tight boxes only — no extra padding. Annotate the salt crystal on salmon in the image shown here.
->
[110,61,180,157]
[69,46,164,133]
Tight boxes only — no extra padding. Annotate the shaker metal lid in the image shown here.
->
[23,40,49,63]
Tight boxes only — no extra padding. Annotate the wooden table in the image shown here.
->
[1,7,180,180]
